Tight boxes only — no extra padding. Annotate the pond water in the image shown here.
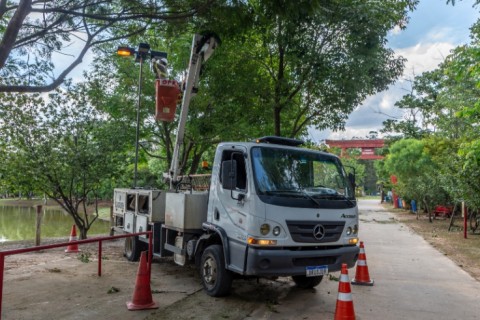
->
[0,206,110,242]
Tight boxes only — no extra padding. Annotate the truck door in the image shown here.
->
[214,147,250,273]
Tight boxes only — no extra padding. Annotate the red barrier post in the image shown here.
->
[98,240,103,277]
[0,254,4,319]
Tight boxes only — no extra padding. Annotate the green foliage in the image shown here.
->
[0,0,222,92]
[199,0,417,137]
[379,18,480,211]
[2,0,420,212]
[78,252,92,263]
[382,139,449,213]
[0,84,130,238]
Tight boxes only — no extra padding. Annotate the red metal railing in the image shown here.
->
[0,231,152,320]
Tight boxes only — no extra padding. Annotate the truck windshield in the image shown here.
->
[251,147,354,200]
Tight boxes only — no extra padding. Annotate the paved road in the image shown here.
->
[248,199,480,319]
[354,199,480,320]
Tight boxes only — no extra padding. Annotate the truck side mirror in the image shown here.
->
[221,160,237,190]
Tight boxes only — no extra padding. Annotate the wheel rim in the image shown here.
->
[202,255,217,289]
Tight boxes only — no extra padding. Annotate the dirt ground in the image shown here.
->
[0,239,301,320]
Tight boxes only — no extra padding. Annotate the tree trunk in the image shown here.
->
[0,0,32,69]
[423,197,432,223]
[273,32,284,137]
[274,106,281,136]
[78,225,88,240]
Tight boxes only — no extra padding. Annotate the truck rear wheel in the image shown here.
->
[292,275,323,289]
[124,236,146,262]
[200,245,233,297]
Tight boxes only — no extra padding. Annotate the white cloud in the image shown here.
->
[389,25,402,36]
[51,32,95,83]
[395,41,455,76]
[309,40,458,142]
[379,93,394,110]
[425,27,455,42]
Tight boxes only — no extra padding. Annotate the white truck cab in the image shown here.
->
[198,136,358,295]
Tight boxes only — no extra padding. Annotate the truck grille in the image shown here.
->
[286,220,345,243]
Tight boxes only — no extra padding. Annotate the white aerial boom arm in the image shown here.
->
[168,34,218,189]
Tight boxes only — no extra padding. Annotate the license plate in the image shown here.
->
[306,265,328,277]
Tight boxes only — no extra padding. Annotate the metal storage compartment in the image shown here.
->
[113,188,166,222]
[113,189,127,216]
[136,190,166,222]
[135,214,148,239]
[124,212,135,233]
[164,192,208,231]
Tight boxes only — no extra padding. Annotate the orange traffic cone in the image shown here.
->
[335,263,355,320]
[351,241,374,286]
[126,251,158,311]
[65,225,81,253]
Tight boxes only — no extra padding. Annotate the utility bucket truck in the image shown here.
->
[112,34,359,297]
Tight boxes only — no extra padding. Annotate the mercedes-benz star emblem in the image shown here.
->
[313,224,325,240]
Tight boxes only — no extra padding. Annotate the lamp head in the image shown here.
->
[117,46,135,57]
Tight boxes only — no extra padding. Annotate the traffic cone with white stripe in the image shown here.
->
[334,263,355,320]
[65,224,81,253]
[351,241,374,286]
[126,251,158,311]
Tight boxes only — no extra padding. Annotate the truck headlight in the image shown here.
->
[272,226,281,236]
[260,224,270,235]
[346,227,352,236]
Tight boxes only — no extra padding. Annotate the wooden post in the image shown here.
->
[35,205,43,246]
[462,202,467,239]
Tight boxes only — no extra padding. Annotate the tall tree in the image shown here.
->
[0,0,221,93]
[0,85,130,238]
[200,0,418,137]
[383,139,449,221]
[379,18,480,217]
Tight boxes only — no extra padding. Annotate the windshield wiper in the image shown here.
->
[264,189,355,207]
[315,193,356,206]
[297,188,322,208]
[264,190,304,197]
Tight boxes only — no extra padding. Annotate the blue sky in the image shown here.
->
[309,0,480,142]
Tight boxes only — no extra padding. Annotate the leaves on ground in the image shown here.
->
[107,286,120,294]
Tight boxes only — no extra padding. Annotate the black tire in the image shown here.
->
[124,236,146,262]
[200,244,233,297]
[292,275,323,289]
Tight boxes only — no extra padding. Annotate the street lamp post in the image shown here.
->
[117,43,167,188]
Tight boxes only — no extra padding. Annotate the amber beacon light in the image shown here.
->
[117,46,135,56]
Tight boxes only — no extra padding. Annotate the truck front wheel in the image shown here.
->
[292,275,323,289]
[200,245,233,297]
[124,236,145,261]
